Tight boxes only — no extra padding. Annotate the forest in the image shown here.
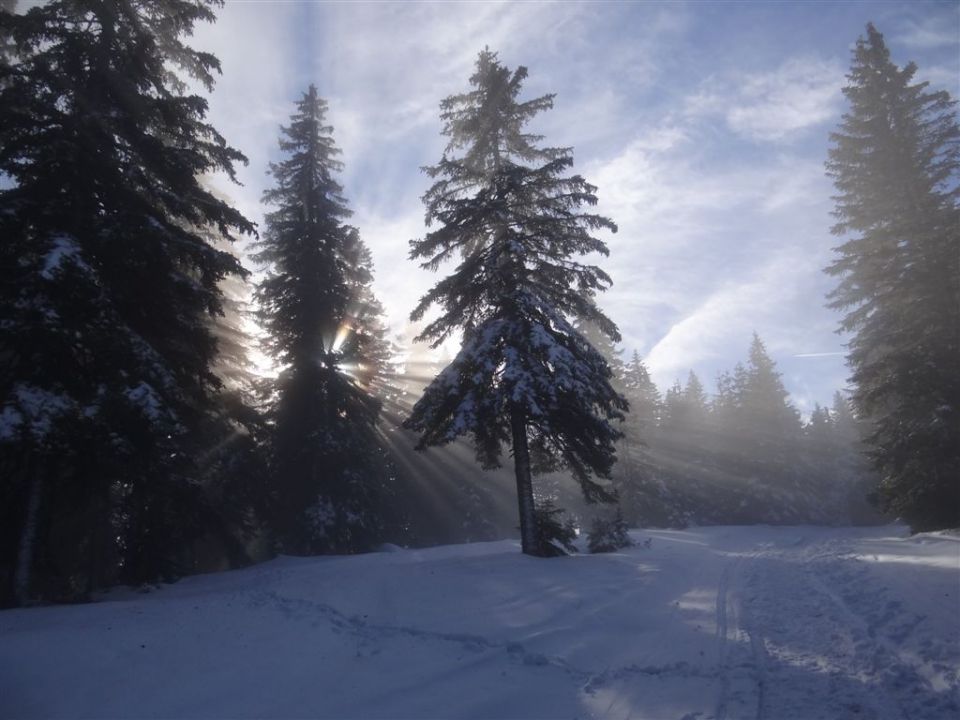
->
[1,0,957,609]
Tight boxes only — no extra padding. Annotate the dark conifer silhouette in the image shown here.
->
[0,0,254,604]
[254,85,392,554]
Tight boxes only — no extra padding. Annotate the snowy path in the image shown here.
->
[1,526,957,719]
[736,531,960,720]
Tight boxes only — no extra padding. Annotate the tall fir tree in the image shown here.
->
[732,334,804,502]
[404,50,626,557]
[254,85,392,554]
[740,333,802,442]
[826,24,960,530]
[0,0,254,605]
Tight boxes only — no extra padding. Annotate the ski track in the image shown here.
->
[2,526,957,719]
[254,532,958,720]
[740,533,959,720]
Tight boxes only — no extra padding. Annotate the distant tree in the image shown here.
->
[712,367,742,422]
[825,24,960,530]
[613,353,664,526]
[733,335,803,495]
[404,50,626,556]
[660,381,684,432]
[740,335,801,437]
[829,391,884,524]
[254,85,392,554]
[661,371,709,436]
[0,0,254,604]
[683,371,708,411]
[830,391,861,448]
[621,352,661,435]
[576,318,626,390]
[805,403,833,448]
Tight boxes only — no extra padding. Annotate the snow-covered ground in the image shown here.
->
[2,525,958,719]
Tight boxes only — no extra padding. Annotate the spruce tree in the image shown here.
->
[806,403,833,448]
[0,0,254,604]
[825,24,960,531]
[661,373,708,435]
[740,333,802,441]
[614,352,665,526]
[660,381,684,432]
[621,352,661,434]
[734,335,803,493]
[404,50,626,557]
[254,85,392,554]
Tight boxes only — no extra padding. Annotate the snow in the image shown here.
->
[1,525,957,719]
[125,381,170,423]
[0,384,73,440]
[39,234,88,280]
[0,404,24,441]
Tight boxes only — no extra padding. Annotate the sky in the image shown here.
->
[189,0,959,416]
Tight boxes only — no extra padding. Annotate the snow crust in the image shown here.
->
[1,525,957,719]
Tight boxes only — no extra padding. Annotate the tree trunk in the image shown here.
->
[14,454,44,607]
[510,403,538,555]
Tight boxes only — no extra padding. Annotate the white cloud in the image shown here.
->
[288,2,692,343]
[352,205,429,336]
[918,64,960,96]
[580,106,840,393]
[184,2,853,406]
[894,14,960,50]
[643,249,810,386]
[686,57,844,142]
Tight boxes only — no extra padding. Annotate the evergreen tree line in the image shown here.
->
[1,1,956,606]
[599,335,883,530]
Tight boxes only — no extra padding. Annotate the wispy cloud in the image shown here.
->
[643,248,817,385]
[685,57,845,143]
[918,63,960,95]
[894,14,960,50]
[188,1,951,409]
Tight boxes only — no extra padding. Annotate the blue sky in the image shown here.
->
[192,0,959,415]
